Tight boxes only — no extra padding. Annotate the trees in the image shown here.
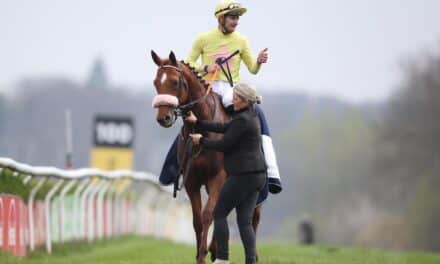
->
[377,49,440,250]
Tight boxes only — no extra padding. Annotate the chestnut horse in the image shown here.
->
[151,50,262,263]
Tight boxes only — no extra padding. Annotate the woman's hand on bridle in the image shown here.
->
[185,111,197,124]
[189,133,202,145]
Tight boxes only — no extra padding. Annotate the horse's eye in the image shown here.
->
[172,80,179,88]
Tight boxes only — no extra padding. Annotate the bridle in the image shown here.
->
[157,63,217,122]
[154,49,239,123]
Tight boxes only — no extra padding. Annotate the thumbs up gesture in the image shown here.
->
[257,48,269,64]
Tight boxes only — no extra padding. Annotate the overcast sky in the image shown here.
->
[1,0,440,102]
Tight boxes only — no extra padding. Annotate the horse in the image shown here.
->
[151,50,262,264]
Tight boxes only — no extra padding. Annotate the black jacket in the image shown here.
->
[198,107,267,175]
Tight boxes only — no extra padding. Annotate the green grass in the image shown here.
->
[1,236,439,264]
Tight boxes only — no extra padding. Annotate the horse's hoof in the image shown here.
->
[196,256,206,264]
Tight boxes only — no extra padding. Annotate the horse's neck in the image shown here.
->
[193,97,215,121]
[183,68,217,121]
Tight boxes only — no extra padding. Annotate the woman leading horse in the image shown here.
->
[187,83,266,264]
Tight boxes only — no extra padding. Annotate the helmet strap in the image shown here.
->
[219,16,232,35]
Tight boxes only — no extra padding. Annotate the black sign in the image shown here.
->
[93,116,134,148]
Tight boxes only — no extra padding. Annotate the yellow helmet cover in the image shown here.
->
[214,0,247,18]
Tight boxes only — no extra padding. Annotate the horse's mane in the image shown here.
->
[180,60,210,91]
[179,60,224,122]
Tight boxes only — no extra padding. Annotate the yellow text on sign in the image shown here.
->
[90,147,133,170]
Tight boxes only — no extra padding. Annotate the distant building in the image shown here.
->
[86,57,109,89]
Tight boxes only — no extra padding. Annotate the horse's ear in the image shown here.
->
[169,51,178,67]
[151,50,162,67]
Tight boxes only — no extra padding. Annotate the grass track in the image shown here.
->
[1,236,439,264]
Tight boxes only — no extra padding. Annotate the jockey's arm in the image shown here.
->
[241,39,261,75]
[186,34,203,72]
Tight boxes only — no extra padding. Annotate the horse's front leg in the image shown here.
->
[188,189,203,262]
[198,172,226,264]
[198,194,217,264]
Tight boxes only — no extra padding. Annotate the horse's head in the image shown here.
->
[151,50,191,128]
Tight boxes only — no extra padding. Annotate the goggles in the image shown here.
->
[215,3,243,16]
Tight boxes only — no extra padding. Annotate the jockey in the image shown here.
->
[186,0,263,110]
[159,0,282,196]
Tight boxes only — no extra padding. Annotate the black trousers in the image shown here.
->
[214,172,265,264]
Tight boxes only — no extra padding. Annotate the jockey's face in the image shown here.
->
[232,92,249,111]
[219,13,240,33]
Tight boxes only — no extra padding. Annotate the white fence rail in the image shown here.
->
[0,157,194,256]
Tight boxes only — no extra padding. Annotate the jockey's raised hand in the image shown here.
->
[185,111,197,124]
[257,48,268,64]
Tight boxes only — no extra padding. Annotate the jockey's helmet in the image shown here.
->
[214,0,247,18]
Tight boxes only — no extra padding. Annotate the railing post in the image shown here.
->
[106,183,116,238]
[113,183,131,236]
[151,192,172,239]
[134,183,158,235]
[21,174,32,251]
[72,178,90,240]
[80,179,97,240]
[87,180,105,243]
[22,175,32,184]
[59,179,77,242]
[45,178,64,254]
[113,189,122,236]
[96,181,111,239]
[28,177,46,251]
[120,182,132,235]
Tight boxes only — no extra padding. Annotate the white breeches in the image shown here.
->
[212,81,234,107]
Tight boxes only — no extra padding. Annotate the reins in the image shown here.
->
[173,68,219,118]
[173,70,219,198]
[173,50,239,117]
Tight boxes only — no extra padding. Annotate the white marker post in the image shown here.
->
[65,110,73,170]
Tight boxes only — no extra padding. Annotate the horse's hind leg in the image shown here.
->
[253,205,262,262]
[188,190,203,261]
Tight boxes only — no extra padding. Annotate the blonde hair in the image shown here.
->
[233,83,262,104]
